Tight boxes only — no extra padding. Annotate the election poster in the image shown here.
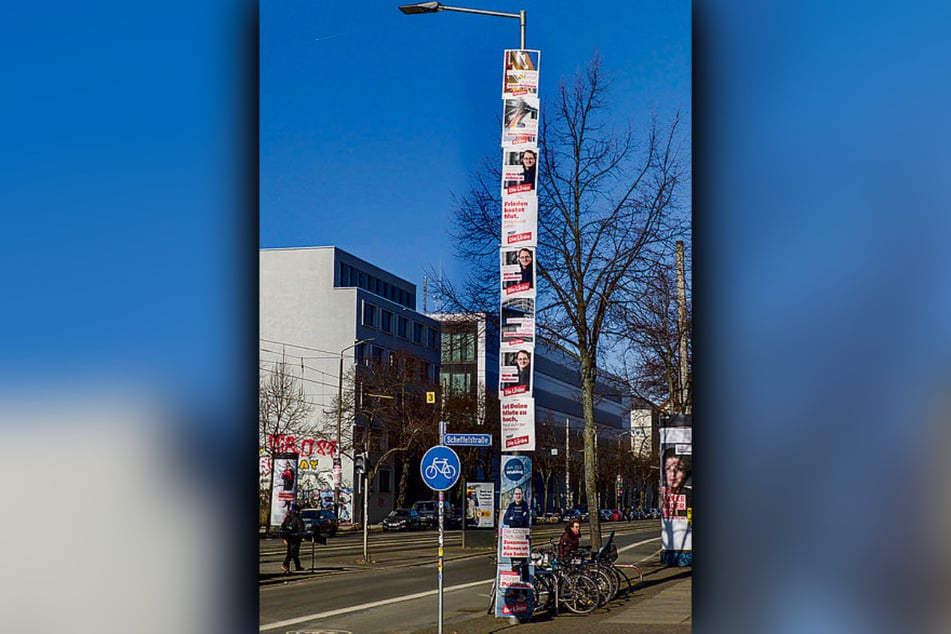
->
[500,298,535,350]
[496,455,534,618]
[502,49,540,97]
[500,247,536,298]
[500,350,533,398]
[501,197,537,247]
[660,424,693,566]
[269,452,299,527]
[500,397,535,451]
[501,95,539,147]
[502,147,538,195]
[466,482,495,528]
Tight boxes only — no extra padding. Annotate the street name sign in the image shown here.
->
[443,433,492,447]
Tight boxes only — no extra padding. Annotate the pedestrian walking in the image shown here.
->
[280,502,306,573]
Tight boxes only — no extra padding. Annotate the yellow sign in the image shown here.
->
[427,391,436,403]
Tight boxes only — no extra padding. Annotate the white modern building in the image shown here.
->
[260,246,441,524]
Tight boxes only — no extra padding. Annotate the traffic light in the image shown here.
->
[354,455,365,475]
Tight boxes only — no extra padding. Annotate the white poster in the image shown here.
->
[502,49,540,97]
[501,298,535,350]
[500,350,533,398]
[660,429,693,565]
[501,198,537,247]
[500,528,531,557]
[501,94,539,147]
[500,247,536,298]
[466,482,495,528]
[269,452,299,527]
[502,147,538,195]
[500,397,535,451]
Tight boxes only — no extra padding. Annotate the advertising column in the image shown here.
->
[496,48,540,621]
[660,416,692,566]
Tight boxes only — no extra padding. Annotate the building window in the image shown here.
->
[381,309,393,334]
[363,302,377,328]
[339,263,350,287]
[377,469,391,493]
[428,328,438,350]
[371,345,385,366]
[398,316,408,338]
[413,322,423,344]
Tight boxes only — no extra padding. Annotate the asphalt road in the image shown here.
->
[259,520,667,633]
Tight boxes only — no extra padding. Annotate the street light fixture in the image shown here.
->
[398,2,526,49]
[335,337,374,519]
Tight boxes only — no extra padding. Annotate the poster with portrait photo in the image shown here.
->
[502,49,540,97]
[269,452,299,527]
[501,95,539,147]
[659,426,692,563]
[501,298,535,350]
[500,247,536,298]
[499,349,533,398]
[501,196,537,248]
[502,147,538,195]
[495,453,535,619]
[500,397,535,450]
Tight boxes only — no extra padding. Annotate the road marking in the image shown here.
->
[259,578,493,631]
[618,536,660,554]
[261,534,661,631]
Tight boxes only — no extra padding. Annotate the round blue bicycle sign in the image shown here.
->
[420,445,461,491]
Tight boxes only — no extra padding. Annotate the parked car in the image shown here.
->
[411,500,452,529]
[611,509,622,521]
[299,508,338,538]
[561,508,590,523]
[382,508,423,531]
[446,506,463,529]
[598,509,615,521]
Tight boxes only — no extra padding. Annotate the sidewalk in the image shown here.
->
[411,564,692,634]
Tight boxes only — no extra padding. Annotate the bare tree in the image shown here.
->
[430,56,687,548]
[259,355,315,531]
[613,256,692,413]
[350,348,440,509]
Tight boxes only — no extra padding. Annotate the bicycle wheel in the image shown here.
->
[561,573,599,614]
[589,565,617,605]
[532,572,554,614]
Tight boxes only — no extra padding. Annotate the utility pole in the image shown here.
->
[565,418,571,510]
[676,241,689,414]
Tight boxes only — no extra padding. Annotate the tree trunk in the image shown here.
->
[580,357,603,550]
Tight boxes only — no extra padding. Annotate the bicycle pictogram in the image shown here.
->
[424,457,457,480]
[420,445,461,491]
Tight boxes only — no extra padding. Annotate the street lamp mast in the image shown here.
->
[335,338,374,520]
[399,2,526,48]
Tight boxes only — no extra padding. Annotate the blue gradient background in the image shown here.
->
[2,1,950,632]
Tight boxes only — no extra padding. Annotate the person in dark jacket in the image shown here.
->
[503,486,530,528]
[280,502,306,573]
[558,519,581,560]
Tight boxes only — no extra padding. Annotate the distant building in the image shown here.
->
[260,246,441,524]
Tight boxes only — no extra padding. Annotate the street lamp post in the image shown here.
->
[399,2,526,49]
[335,338,374,520]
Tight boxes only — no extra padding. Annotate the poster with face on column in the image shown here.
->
[502,49,540,97]
[501,247,536,299]
[269,452,299,527]
[495,455,534,619]
[660,426,692,565]
[500,349,533,398]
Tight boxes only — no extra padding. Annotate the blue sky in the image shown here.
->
[260,0,691,290]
